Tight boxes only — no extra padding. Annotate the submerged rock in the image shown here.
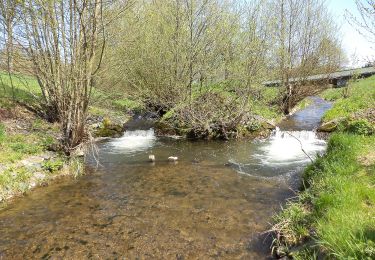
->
[149,154,155,162]
[168,156,178,162]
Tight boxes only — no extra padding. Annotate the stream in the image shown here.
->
[0,97,331,259]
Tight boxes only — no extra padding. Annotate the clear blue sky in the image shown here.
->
[328,0,374,67]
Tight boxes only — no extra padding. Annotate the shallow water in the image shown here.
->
[0,97,331,259]
[278,96,332,131]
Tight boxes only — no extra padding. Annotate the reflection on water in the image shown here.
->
[0,97,331,259]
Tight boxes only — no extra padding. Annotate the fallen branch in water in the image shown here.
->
[285,132,314,163]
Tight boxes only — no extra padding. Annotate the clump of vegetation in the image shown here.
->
[42,159,64,173]
[272,201,311,248]
[345,119,374,136]
[158,88,279,139]
[94,118,123,138]
[0,167,33,195]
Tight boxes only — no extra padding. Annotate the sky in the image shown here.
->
[328,0,374,67]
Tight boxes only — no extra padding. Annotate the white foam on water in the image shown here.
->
[109,129,156,152]
[255,127,326,165]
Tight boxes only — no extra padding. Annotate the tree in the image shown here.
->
[99,0,344,137]
[346,0,375,44]
[100,0,275,138]
[0,0,19,101]
[346,0,375,64]
[271,0,343,113]
[17,0,106,151]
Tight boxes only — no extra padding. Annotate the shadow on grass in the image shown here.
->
[0,82,46,119]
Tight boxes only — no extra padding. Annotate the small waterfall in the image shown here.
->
[109,129,156,152]
[255,127,326,165]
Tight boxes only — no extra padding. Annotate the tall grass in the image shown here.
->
[306,134,375,258]
[273,133,375,258]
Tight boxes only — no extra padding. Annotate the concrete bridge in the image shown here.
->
[264,67,375,87]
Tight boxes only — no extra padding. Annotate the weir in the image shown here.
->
[110,129,156,152]
[257,127,326,165]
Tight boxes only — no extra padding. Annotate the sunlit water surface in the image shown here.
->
[0,97,331,259]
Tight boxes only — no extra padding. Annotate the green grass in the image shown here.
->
[319,87,343,101]
[251,100,281,120]
[112,98,144,112]
[321,76,375,122]
[273,133,375,259]
[0,72,131,117]
[251,86,283,120]
[0,167,33,194]
[0,119,68,201]
[0,123,5,140]
[294,98,313,111]
[0,123,56,164]
[0,72,41,108]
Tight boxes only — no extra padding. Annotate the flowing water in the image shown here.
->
[0,97,331,259]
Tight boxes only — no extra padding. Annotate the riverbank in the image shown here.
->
[0,105,84,204]
[0,74,129,204]
[272,76,375,259]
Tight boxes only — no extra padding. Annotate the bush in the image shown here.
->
[161,91,249,139]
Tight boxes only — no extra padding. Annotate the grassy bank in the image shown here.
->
[273,77,375,259]
[0,110,84,203]
[0,74,84,203]
[320,76,375,123]
[0,72,133,122]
